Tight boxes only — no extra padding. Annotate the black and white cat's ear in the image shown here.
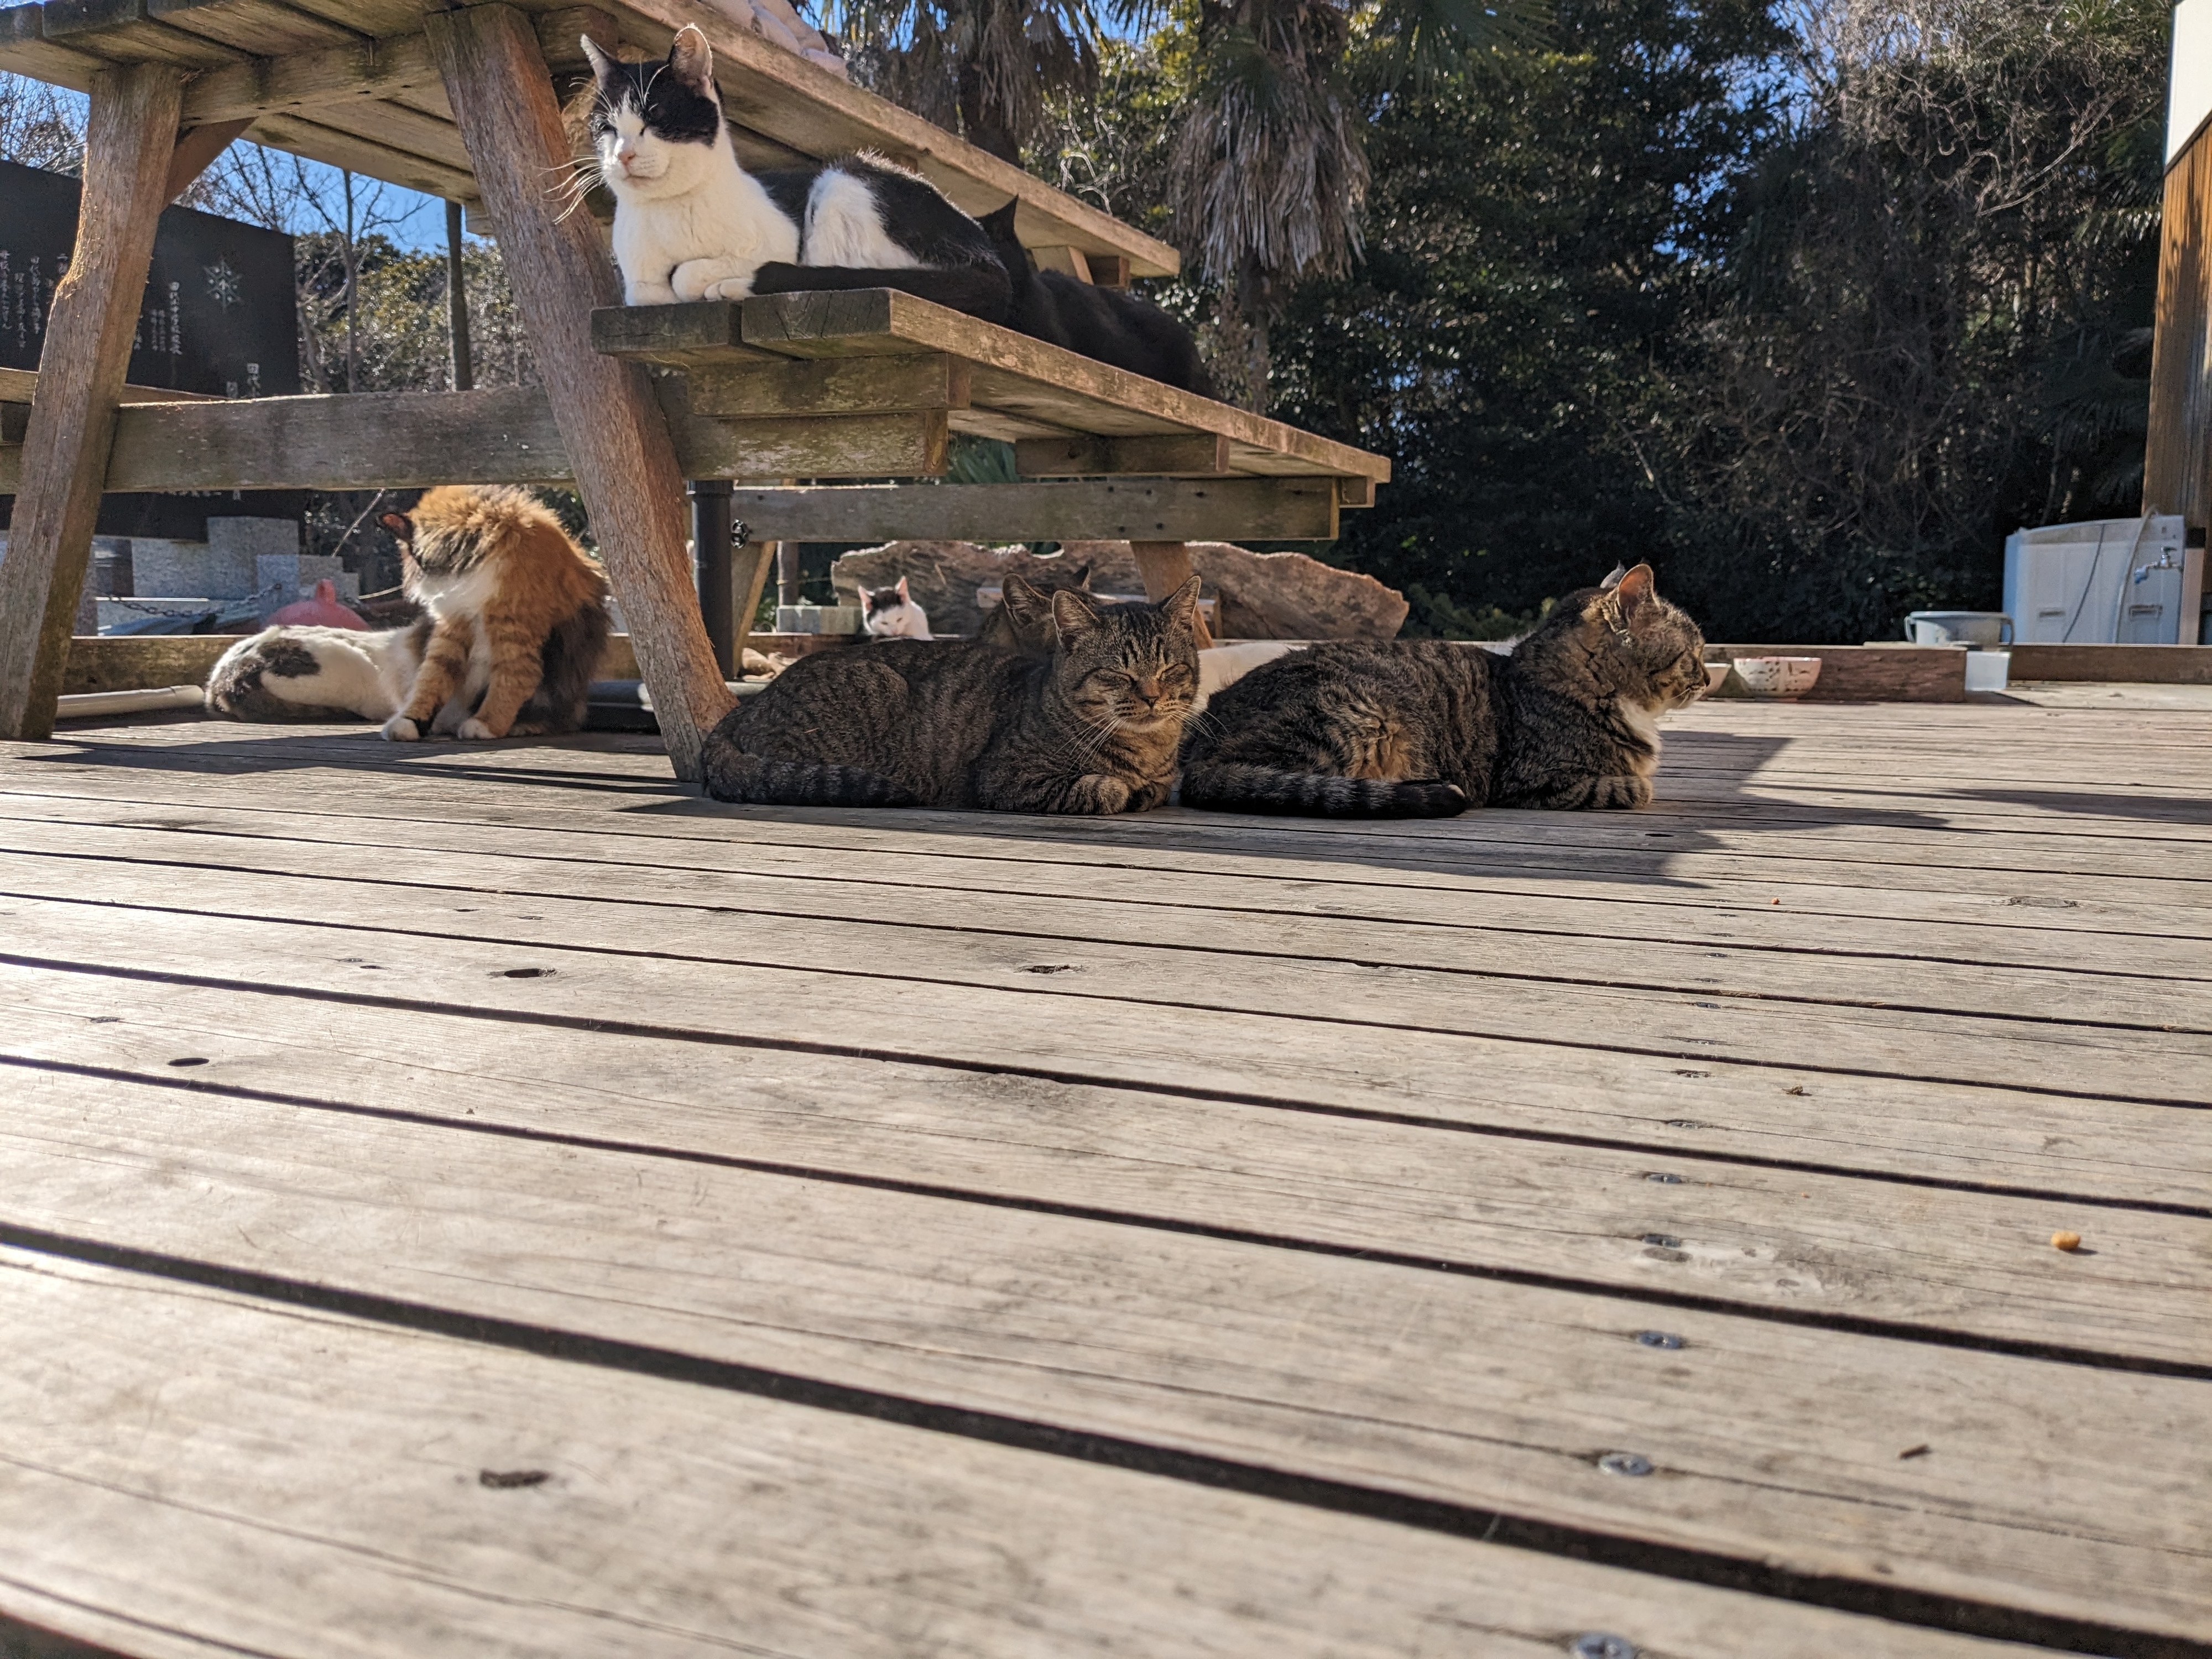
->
[1614,562,1656,618]
[1050,586,1104,644]
[580,34,622,97]
[667,24,714,96]
[1158,573,1203,633]
[378,512,413,543]
[895,575,911,602]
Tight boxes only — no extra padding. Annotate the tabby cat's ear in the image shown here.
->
[1159,573,1203,634]
[1601,563,1628,590]
[1614,563,1656,619]
[580,34,621,97]
[1003,572,1044,619]
[1051,586,1104,644]
[667,24,714,96]
[378,512,413,543]
[1069,562,1092,589]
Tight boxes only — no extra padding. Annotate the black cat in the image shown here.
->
[980,202,1211,393]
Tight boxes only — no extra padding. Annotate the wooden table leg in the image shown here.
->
[429,4,733,783]
[1129,539,1215,648]
[0,64,182,742]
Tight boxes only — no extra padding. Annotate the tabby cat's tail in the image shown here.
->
[1179,764,1468,818]
[702,738,916,808]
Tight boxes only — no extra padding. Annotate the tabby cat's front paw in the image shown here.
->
[380,714,421,742]
[1066,775,1133,814]
[455,717,502,742]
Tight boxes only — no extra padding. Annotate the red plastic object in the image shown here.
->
[266,578,369,630]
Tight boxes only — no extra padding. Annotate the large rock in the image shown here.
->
[830,540,1407,641]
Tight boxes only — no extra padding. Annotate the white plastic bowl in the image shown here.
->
[1729,655,1823,699]
[1703,661,1730,695]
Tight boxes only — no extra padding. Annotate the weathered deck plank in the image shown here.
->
[0,1252,2063,1659]
[4,1068,2206,1647]
[0,698,2204,1656]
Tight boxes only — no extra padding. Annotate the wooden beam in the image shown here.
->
[1030,244,1091,283]
[246,108,479,203]
[162,113,249,198]
[1015,434,1229,477]
[0,60,182,743]
[1335,473,1375,508]
[0,388,959,492]
[2147,119,2212,532]
[727,478,1339,542]
[38,0,248,67]
[1129,540,1213,648]
[145,0,360,56]
[680,353,971,418]
[1087,253,1131,289]
[0,364,218,405]
[180,30,442,124]
[429,2,730,782]
[0,4,104,87]
[594,293,1394,483]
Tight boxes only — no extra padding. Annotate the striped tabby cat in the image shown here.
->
[1181,564,1706,816]
[705,577,1202,813]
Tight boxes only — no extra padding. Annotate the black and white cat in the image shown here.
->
[582,27,1009,319]
[860,577,932,639]
[979,202,1211,393]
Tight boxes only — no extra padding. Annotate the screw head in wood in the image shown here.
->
[1597,1452,1653,1477]
[1634,1331,1684,1349]
[1641,1233,1680,1248]
[1644,1172,1682,1183]
[1571,1636,1637,1659]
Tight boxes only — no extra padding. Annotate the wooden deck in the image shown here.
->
[0,694,2206,1658]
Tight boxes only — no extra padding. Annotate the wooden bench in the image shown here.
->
[0,0,1387,781]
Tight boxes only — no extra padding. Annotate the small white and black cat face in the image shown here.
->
[582,26,725,200]
[861,575,932,640]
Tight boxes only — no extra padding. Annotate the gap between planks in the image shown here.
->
[0,1249,2075,1659]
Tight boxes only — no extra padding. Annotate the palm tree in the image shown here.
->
[825,0,1156,164]
[1171,0,1544,409]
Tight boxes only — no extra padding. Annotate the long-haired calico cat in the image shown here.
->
[582,27,1008,319]
[979,204,1209,393]
[704,578,1202,813]
[1181,564,1707,817]
[376,486,611,742]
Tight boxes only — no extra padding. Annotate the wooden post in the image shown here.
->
[429,4,732,782]
[0,62,182,742]
[688,477,735,674]
[1129,540,1215,648]
[446,199,474,392]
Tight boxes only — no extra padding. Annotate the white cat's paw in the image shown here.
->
[671,259,735,302]
[380,714,421,742]
[626,279,680,306]
[455,717,499,742]
[703,275,755,301]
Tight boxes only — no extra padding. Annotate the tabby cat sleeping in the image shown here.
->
[705,577,1202,813]
[377,486,610,742]
[1181,564,1706,816]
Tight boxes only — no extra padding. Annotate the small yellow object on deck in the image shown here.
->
[2052,1230,2084,1252]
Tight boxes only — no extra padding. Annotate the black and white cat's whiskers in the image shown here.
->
[582,25,1008,317]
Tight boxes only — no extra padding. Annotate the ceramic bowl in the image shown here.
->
[1729,655,1822,699]
[1703,661,1731,695]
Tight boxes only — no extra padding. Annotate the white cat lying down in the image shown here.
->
[205,622,471,727]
